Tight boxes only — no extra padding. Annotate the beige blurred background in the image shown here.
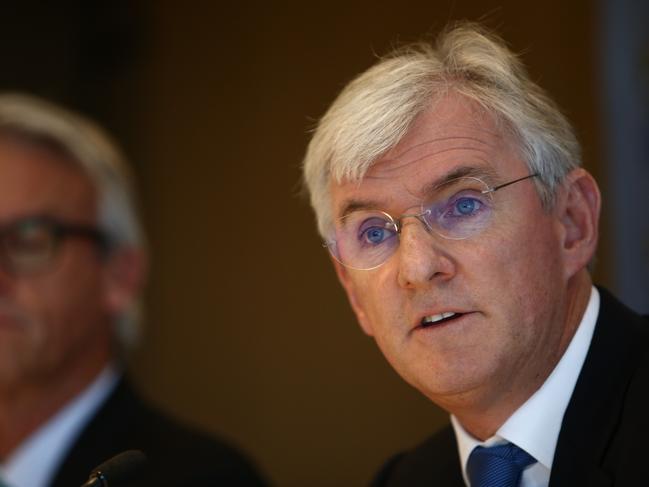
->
[1,1,613,485]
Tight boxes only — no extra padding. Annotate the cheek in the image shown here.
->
[355,268,396,311]
[491,207,561,268]
[20,259,107,338]
[482,219,564,321]
[514,222,563,283]
[351,269,408,346]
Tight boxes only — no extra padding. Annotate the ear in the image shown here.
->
[102,247,148,315]
[331,257,375,336]
[556,168,601,278]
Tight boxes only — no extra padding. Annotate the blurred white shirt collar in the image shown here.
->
[0,365,119,487]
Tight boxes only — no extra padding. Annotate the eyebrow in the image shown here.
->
[338,198,382,220]
[336,165,499,220]
[421,165,499,196]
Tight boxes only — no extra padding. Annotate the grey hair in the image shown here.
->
[303,22,582,237]
[0,93,146,350]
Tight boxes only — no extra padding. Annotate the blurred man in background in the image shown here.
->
[0,94,265,487]
[302,22,649,486]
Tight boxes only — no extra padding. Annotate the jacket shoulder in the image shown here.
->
[371,425,464,487]
[52,378,267,487]
[550,288,649,486]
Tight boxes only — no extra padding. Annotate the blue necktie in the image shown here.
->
[467,442,536,487]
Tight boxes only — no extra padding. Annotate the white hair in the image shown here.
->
[303,22,581,237]
[0,93,146,350]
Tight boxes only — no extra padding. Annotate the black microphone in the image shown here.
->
[80,450,147,487]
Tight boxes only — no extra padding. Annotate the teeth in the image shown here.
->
[422,312,457,324]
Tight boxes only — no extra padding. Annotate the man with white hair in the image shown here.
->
[0,94,265,487]
[302,22,649,486]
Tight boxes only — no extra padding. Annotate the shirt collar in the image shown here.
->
[0,365,119,487]
[451,286,600,482]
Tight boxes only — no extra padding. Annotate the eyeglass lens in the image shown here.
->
[0,218,108,275]
[0,220,59,274]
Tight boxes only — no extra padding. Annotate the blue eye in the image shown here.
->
[454,197,482,216]
[421,179,495,239]
[356,217,396,247]
[362,227,388,245]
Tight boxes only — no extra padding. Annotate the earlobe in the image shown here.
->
[103,247,147,314]
[332,258,374,336]
[558,169,601,276]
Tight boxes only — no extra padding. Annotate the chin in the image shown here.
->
[404,358,495,403]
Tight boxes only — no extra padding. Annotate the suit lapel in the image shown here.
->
[49,379,139,487]
[549,288,649,486]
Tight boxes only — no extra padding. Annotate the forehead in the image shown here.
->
[0,136,97,223]
[330,94,527,214]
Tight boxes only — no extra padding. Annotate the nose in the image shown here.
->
[396,218,456,289]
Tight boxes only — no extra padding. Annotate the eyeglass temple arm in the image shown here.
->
[487,173,539,193]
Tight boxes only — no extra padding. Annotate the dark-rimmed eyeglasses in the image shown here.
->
[324,173,539,270]
[0,216,108,276]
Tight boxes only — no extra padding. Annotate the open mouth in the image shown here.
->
[420,312,463,328]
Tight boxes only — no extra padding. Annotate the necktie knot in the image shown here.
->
[467,442,536,487]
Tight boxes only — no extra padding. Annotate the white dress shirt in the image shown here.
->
[451,286,600,487]
[0,365,119,487]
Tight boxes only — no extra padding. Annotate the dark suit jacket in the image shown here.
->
[371,288,649,486]
[49,379,267,487]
